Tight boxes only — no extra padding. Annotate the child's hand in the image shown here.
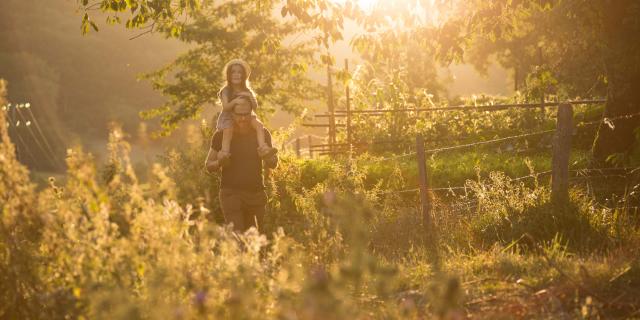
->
[237,91,252,97]
[229,96,244,106]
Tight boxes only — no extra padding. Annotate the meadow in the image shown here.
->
[2,78,640,319]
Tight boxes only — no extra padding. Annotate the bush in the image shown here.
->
[466,172,611,251]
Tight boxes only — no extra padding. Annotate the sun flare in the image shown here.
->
[330,0,443,27]
[333,0,378,11]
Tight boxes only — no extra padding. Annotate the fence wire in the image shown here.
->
[300,98,640,215]
[298,107,639,160]
[424,129,556,154]
[334,99,606,115]
[367,152,418,163]
[370,166,639,211]
[575,111,640,128]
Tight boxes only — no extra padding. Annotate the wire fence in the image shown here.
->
[575,111,640,128]
[368,166,640,208]
[295,97,640,220]
[296,99,640,159]
[353,128,558,164]
[286,99,639,215]
[4,103,64,169]
[423,129,556,154]
[333,99,607,115]
[295,110,638,205]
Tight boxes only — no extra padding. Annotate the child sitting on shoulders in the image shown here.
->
[216,59,277,164]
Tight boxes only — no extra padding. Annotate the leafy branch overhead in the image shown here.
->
[77,0,322,135]
[278,0,640,159]
[77,0,640,159]
[78,0,203,35]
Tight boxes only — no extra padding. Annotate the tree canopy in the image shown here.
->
[77,0,640,159]
[78,0,326,135]
[432,0,640,159]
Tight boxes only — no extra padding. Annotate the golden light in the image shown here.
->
[332,0,378,11]
[331,0,443,27]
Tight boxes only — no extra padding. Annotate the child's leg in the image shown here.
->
[251,118,277,157]
[251,118,268,148]
[219,127,233,159]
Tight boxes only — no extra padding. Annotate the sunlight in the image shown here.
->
[332,0,378,11]
[331,0,443,27]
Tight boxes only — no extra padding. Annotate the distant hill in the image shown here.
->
[0,0,188,169]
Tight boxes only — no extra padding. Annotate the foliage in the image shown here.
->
[2,101,640,318]
[464,172,611,251]
[75,0,639,157]
[159,122,218,215]
[0,0,190,171]
[78,0,323,136]
[344,87,558,155]
[282,0,640,158]
[76,0,204,35]
[326,43,607,156]
[436,0,640,158]
[0,79,47,318]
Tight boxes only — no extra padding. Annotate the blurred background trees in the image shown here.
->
[1,0,638,172]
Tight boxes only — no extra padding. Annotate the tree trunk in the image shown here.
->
[592,68,640,160]
[592,0,640,160]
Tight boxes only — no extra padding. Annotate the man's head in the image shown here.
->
[232,96,253,130]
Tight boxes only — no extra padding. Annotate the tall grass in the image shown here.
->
[2,83,639,318]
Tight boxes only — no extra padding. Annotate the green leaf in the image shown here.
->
[81,13,89,34]
[170,26,182,37]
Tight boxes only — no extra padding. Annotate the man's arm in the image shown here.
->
[205,147,221,173]
[263,129,278,169]
[206,131,224,173]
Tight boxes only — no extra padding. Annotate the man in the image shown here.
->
[205,96,278,232]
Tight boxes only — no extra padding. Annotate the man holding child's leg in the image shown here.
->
[205,96,278,232]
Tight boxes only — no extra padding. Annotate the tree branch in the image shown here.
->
[129,22,157,40]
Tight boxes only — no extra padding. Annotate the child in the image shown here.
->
[216,59,276,163]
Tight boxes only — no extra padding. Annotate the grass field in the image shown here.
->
[3,112,639,318]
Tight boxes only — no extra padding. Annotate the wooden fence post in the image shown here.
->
[308,135,313,159]
[345,58,352,157]
[416,134,439,265]
[552,103,573,206]
[327,63,335,156]
[416,134,431,227]
[295,137,301,158]
[416,135,431,228]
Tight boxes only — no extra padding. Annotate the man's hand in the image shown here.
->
[204,147,226,174]
[205,159,220,174]
[263,153,278,169]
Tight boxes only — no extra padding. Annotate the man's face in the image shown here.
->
[232,100,252,129]
[230,64,244,85]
